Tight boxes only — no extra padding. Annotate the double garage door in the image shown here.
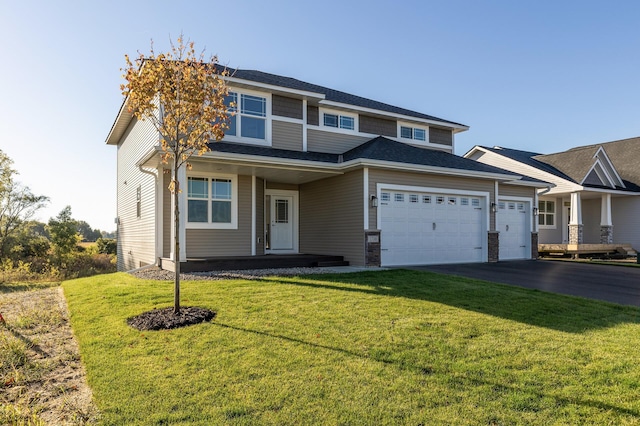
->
[379,189,486,266]
[379,188,531,266]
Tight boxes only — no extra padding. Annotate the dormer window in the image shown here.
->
[399,125,427,142]
[323,113,355,130]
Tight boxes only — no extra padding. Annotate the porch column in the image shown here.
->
[170,165,187,262]
[600,193,613,244]
[568,192,583,245]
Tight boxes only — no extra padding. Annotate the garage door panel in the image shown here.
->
[381,189,486,266]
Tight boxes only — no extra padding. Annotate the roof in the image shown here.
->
[226,68,467,128]
[204,137,545,184]
[478,137,640,192]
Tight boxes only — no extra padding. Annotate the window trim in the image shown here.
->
[538,199,556,229]
[221,88,272,147]
[318,108,358,134]
[186,173,238,230]
[398,122,429,145]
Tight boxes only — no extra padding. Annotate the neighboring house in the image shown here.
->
[465,137,640,253]
[106,68,545,271]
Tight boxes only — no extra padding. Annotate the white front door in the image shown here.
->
[270,195,294,250]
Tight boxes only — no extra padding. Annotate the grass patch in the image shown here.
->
[64,270,640,425]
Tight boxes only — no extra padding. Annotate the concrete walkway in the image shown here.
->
[406,260,640,307]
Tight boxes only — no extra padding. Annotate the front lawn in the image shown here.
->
[63,270,640,425]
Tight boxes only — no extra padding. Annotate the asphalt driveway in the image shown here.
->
[407,260,640,307]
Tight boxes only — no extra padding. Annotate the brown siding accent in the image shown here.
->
[307,105,319,125]
[429,127,453,146]
[266,182,299,191]
[162,170,171,258]
[186,175,252,257]
[272,121,303,151]
[272,95,303,119]
[256,178,265,255]
[499,185,536,198]
[300,170,364,265]
[368,169,496,230]
[359,115,396,137]
[307,129,370,154]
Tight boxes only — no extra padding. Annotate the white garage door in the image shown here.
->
[497,200,530,260]
[379,189,486,266]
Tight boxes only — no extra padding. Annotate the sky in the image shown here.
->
[0,1,638,232]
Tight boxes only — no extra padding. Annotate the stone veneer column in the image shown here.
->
[531,232,539,259]
[365,230,381,267]
[568,224,584,245]
[600,225,614,244]
[488,231,499,263]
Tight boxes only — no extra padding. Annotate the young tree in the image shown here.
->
[0,150,49,260]
[121,36,232,313]
[48,206,80,267]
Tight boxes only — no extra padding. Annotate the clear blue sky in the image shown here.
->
[1,1,638,232]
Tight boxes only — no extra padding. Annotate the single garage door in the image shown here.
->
[497,200,530,260]
[379,189,486,266]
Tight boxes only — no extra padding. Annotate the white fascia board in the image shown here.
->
[225,76,326,100]
[579,187,640,196]
[105,98,133,145]
[196,150,343,174]
[318,100,469,133]
[593,147,625,188]
[338,158,521,181]
[501,180,555,188]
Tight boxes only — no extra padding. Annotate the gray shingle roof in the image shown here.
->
[225,68,467,128]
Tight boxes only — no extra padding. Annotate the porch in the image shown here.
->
[159,254,350,273]
[538,243,638,258]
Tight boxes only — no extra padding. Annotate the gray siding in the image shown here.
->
[498,185,536,198]
[185,175,252,257]
[272,121,303,151]
[368,169,496,230]
[307,105,319,126]
[429,127,453,146]
[582,198,601,244]
[307,129,370,154]
[272,95,303,119]
[116,118,159,271]
[538,196,563,243]
[359,115,396,137]
[300,170,365,265]
[612,197,640,250]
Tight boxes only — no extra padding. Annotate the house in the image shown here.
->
[105,68,546,271]
[465,137,640,255]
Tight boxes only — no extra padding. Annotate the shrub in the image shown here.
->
[96,238,117,255]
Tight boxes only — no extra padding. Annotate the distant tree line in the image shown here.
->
[0,149,116,280]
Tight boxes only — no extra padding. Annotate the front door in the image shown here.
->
[270,195,294,250]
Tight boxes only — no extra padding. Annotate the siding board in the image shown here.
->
[272,95,303,119]
[307,129,370,154]
[359,115,396,137]
[300,170,364,265]
[307,105,319,126]
[272,121,303,151]
[429,127,453,146]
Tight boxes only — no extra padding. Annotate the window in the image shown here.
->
[394,193,405,202]
[381,192,390,202]
[538,200,555,227]
[410,194,418,203]
[187,176,237,228]
[461,198,469,206]
[436,196,445,205]
[471,198,480,207]
[399,125,427,142]
[224,92,266,140]
[448,197,457,205]
[323,113,355,130]
[422,195,431,204]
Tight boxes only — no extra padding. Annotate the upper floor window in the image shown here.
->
[323,113,355,130]
[399,125,427,142]
[224,92,267,140]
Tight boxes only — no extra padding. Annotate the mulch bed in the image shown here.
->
[127,306,216,330]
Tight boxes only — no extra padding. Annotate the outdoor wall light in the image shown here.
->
[490,202,497,213]
[533,207,539,216]
[370,195,379,208]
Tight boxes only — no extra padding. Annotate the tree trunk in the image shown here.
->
[173,164,181,314]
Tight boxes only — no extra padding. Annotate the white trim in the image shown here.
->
[226,77,326,101]
[497,195,535,239]
[593,146,625,188]
[221,88,272,147]
[156,166,163,261]
[178,165,187,261]
[533,191,539,233]
[318,107,359,135]
[319,99,469,132]
[363,168,369,230]
[185,172,239,230]
[272,116,304,125]
[538,196,558,230]
[601,193,612,226]
[569,192,582,225]
[251,175,256,256]
[397,121,429,145]
[265,189,299,254]
[302,99,308,152]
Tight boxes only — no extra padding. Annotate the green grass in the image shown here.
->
[63,270,640,425]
